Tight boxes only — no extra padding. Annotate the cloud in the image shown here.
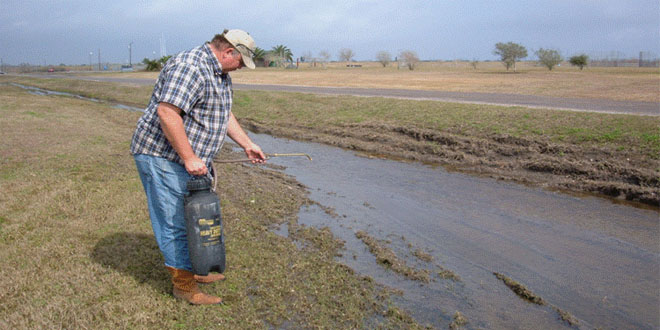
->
[0,0,657,64]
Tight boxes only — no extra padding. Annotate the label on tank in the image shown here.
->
[197,217,221,246]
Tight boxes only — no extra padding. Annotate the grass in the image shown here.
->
[228,90,660,160]
[355,231,430,282]
[3,76,658,160]
[493,272,580,326]
[0,84,426,328]
[493,272,546,305]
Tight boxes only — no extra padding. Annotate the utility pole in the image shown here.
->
[98,49,101,71]
[129,42,133,67]
[160,33,167,57]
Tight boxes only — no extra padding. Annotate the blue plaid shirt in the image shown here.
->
[131,43,232,167]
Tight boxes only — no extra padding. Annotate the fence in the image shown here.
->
[589,51,659,67]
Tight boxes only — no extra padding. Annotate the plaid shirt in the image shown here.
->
[131,43,232,167]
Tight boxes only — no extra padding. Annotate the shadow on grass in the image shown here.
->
[91,232,170,294]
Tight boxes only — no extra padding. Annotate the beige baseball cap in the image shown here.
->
[222,29,256,69]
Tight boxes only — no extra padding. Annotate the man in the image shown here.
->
[131,29,265,305]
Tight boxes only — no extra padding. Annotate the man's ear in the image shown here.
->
[221,47,235,59]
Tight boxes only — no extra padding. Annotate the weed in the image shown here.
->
[412,248,433,262]
[438,267,461,282]
[493,272,545,305]
[449,311,469,329]
[554,306,579,326]
[356,231,430,282]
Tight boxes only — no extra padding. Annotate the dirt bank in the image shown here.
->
[241,119,660,208]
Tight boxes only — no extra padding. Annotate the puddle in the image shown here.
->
[272,221,289,238]
[9,83,144,112]
[240,133,659,329]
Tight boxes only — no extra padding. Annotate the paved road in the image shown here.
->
[28,74,660,116]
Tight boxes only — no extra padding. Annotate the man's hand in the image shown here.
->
[184,156,208,176]
[157,102,207,175]
[245,142,266,164]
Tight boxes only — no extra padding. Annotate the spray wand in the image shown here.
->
[214,153,312,164]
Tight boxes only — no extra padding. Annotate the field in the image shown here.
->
[0,68,658,327]
[94,61,660,102]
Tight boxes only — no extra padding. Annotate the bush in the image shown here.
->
[569,54,589,70]
[536,48,562,71]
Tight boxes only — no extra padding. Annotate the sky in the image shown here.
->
[1,0,658,65]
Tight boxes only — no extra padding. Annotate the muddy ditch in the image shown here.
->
[241,119,659,207]
[236,129,658,329]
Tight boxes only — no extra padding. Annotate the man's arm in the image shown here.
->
[226,112,266,163]
[157,102,208,175]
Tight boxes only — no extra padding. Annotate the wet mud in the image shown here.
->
[241,119,659,207]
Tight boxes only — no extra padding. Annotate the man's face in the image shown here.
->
[220,48,244,73]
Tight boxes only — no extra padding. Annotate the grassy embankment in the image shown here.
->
[0,82,425,328]
[3,75,659,205]
[5,75,658,157]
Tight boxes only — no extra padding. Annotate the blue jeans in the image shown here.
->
[134,154,193,271]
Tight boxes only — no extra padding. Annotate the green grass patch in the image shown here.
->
[230,89,659,159]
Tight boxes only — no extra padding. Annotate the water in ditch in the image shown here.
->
[8,83,144,112]
[241,132,659,330]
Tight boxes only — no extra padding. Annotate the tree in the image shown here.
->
[569,54,589,70]
[142,58,159,71]
[376,51,391,67]
[252,47,268,67]
[535,48,562,71]
[338,48,355,62]
[142,55,172,71]
[399,50,419,70]
[493,42,527,72]
[270,45,293,67]
[318,50,331,68]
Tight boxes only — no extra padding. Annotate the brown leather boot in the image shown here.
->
[165,266,222,305]
[194,273,226,284]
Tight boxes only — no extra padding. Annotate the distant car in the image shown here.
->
[47,68,55,73]
[0,71,5,74]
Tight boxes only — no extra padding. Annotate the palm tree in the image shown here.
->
[270,45,293,66]
[252,47,268,67]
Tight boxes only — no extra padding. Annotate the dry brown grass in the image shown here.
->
[98,61,660,102]
[0,84,426,328]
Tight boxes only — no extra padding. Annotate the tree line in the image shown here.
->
[142,43,590,72]
[493,42,588,71]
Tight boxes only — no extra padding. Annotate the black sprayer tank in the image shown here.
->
[184,176,225,275]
